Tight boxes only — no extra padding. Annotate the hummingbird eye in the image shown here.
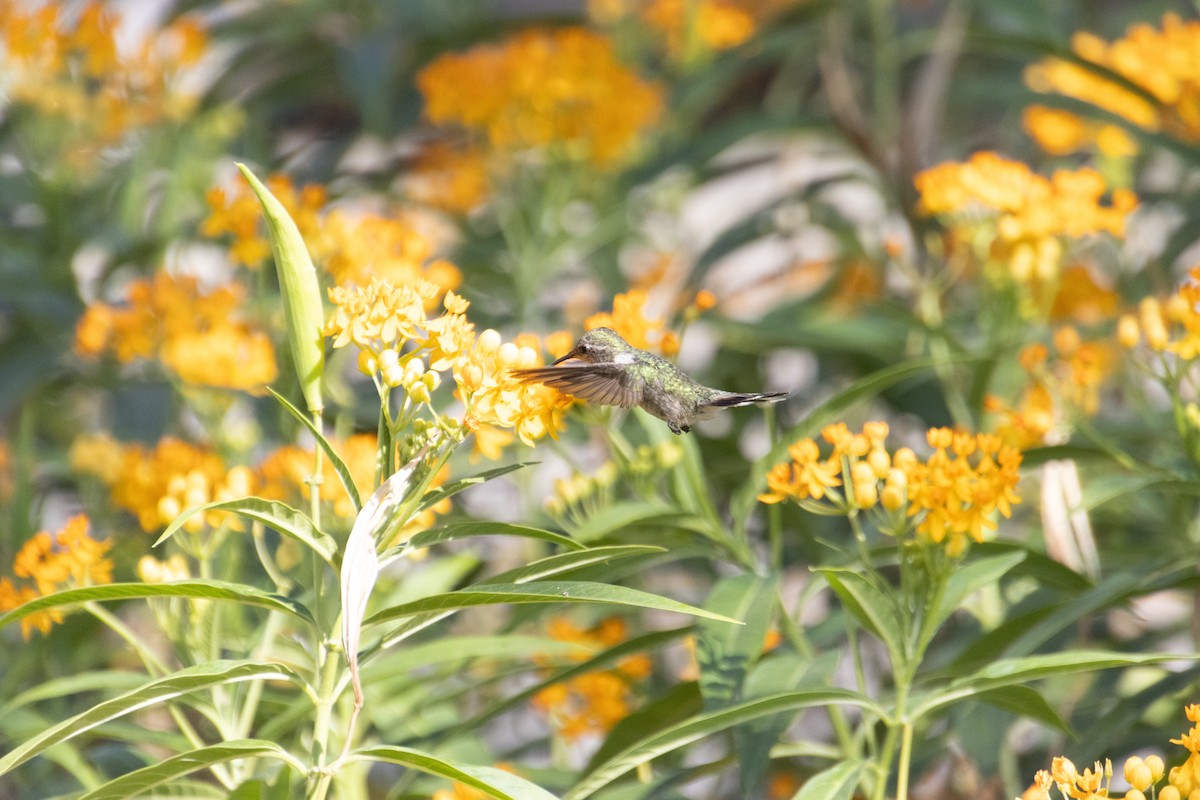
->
[578,344,590,355]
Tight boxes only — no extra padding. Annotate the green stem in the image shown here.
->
[85,601,234,788]
[307,639,344,800]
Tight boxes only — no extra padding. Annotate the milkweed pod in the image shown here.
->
[236,163,325,414]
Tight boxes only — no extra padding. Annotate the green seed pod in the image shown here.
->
[236,163,325,414]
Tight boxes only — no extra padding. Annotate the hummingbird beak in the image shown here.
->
[551,349,580,366]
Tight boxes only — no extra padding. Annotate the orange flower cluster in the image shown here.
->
[417,27,664,167]
[987,328,1115,450]
[0,1,207,169]
[584,289,680,356]
[759,422,1022,557]
[203,173,464,295]
[531,617,652,741]
[406,141,491,215]
[590,0,765,57]
[1025,13,1200,155]
[74,272,277,393]
[93,438,255,533]
[915,152,1136,307]
[0,516,112,639]
[1025,705,1200,800]
[1119,267,1200,360]
[432,765,518,800]
[324,279,572,458]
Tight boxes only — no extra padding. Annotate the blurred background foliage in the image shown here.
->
[4,0,1200,798]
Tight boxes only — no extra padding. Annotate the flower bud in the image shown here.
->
[1117,314,1140,349]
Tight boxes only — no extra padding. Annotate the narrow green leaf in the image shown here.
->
[353,746,559,800]
[365,635,593,677]
[817,569,905,667]
[364,581,742,627]
[973,687,1072,734]
[911,651,1197,719]
[237,163,325,414]
[0,581,316,631]
[267,386,361,513]
[564,690,882,800]
[696,574,777,709]
[153,497,335,565]
[446,628,693,737]
[78,740,300,800]
[0,661,304,776]
[398,521,586,557]
[418,462,535,512]
[585,682,703,775]
[376,548,667,650]
[930,551,1026,638]
[569,501,709,543]
[790,760,865,800]
[4,671,147,712]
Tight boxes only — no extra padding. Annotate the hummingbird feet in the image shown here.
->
[667,421,689,435]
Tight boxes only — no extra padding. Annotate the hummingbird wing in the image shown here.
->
[510,363,642,408]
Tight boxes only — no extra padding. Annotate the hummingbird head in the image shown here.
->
[552,327,633,365]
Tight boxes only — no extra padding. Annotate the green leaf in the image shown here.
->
[417,462,535,512]
[790,760,865,800]
[0,581,316,631]
[153,497,335,566]
[972,687,1072,734]
[563,690,882,800]
[817,569,905,668]
[364,581,742,627]
[365,635,594,677]
[911,651,1197,719]
[396,521,586,559]
[77,740,301,800]
[585,682,704,775]
[448,628,693,737]
[4,671,147,712]
[237,163,325,414]
[738,651,832,796]
[696,574,777,709]
[569,501,709,543]
[353,746,559,800]
[930,551,1026,639]
[267,386,361,513]
[0,661,304,776]
[375,548,667,650]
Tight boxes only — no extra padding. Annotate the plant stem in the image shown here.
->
[307,639,343,800]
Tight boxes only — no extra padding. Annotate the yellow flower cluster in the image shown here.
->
[203,173,464,295]
[1025,13,1200,155]
[1022,105,1137,160]
[915,152,1136,305]
[74,272,278,393]
[1025,705,1200,800]
[0,516,112,639]
[585,289,680,356]
[417,27,664,167]
[0,1,207,170]
[759,422,1022,557]
[986,328,1115,449]
[531,616,652,741]
[324,279,572,459]
[1119,267,1200,360]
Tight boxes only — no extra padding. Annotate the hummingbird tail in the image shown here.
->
[705,391,789,409]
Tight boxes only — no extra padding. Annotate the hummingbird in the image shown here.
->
[511,327,788,434]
